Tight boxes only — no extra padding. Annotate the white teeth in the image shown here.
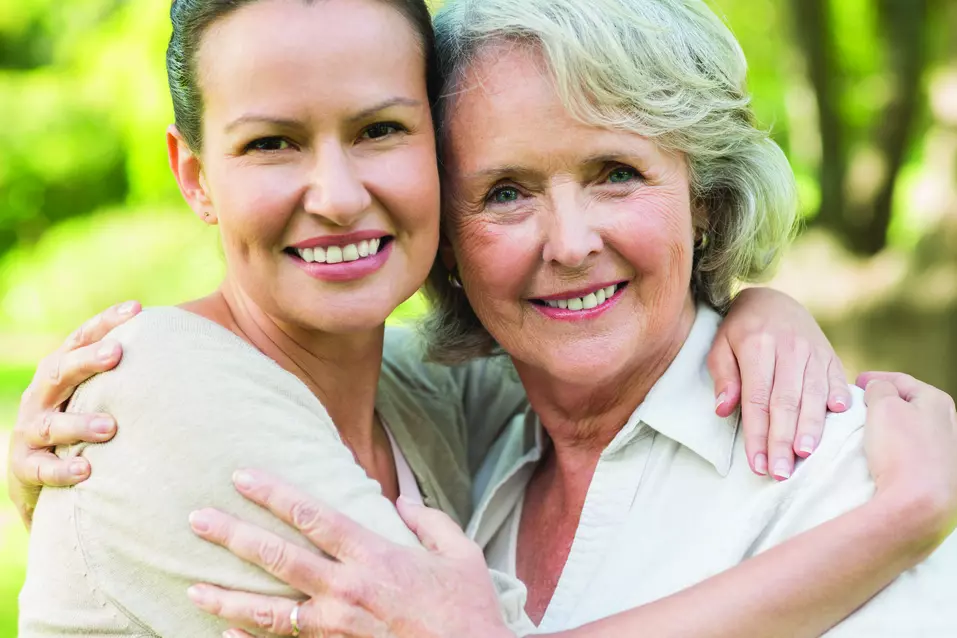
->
[539,284,623,312]
[296,239,386,264]
[342,244,360,262]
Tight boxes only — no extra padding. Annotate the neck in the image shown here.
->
[516,297,697,485]
[183,280,384,453]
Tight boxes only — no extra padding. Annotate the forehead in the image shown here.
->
[197,0,425,119]
[444,43,659,174]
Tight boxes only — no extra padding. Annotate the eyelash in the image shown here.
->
[242,122,408,155]
[484,164,644,206]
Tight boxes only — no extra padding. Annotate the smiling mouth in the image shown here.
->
[530,282,628,311]
[285,236,394,264]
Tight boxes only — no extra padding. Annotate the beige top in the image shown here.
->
[19,307,534,637]
[469,305,957,636]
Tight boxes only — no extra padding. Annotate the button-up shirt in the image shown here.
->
[467,305,957,636]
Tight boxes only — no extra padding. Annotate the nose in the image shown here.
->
[541,187,603,267]
[301,144,373,226]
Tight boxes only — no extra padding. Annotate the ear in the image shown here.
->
[438,231,457,272]
[167,125,216,225]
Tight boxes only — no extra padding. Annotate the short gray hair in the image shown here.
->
[423,0,798,364]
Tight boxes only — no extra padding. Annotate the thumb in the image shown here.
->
[863,378,903,408]
[707,335,741,417]
[397,497,471,556]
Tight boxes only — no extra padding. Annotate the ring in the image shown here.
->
[290,602,302,637]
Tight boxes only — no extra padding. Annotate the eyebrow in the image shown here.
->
[224,97,424,134]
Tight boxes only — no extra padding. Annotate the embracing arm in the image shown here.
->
[188,374,957,638]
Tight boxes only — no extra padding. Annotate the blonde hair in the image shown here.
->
[424,0,798,364]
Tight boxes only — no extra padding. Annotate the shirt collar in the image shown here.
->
[523,303,739,477]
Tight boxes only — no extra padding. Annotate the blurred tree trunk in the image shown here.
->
[791,0,929,255]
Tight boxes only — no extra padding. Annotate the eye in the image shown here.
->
[606,165,641,184]
[244,137,292,153]
[361,122,406,140]
[487,185,522,205]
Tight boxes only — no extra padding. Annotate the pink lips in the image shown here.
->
[531,284,625,321]
[289,240,393,282]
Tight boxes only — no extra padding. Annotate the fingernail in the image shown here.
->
[798,435,816,455]
[189,511,211,533]
[97,343,117,362]
[70,459,89,477]
[753,453,768,476]
[397,495,419,508]
[187,585,207,605]
[91,417,115,435]
[773,459,792,479]
[232,470,254,491]
[118,301,138,315]
[715,391,728,411]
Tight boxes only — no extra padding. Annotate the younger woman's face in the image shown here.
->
[176,0,439,333]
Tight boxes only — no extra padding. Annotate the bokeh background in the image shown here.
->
[1,0,955,631]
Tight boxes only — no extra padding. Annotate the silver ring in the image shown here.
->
[290,602,302,637]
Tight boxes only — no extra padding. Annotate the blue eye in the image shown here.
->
[607,166,640,184]
[489,186,521,204]
[362,123,405,140]
[245,137,291,152]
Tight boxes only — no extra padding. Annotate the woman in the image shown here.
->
[9,0,954,637]
[124,0,957,636]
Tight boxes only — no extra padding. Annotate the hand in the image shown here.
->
[709,287,851,481]
[858,371,957,547]
[187,470,513,638]
[7,301,140,528]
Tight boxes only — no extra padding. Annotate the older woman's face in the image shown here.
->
[443,45,698,385]
[186,0,439,333]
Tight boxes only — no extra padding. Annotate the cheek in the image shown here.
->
[365,145,441,241]
[207,163,303,257]
[453,216,538,313]
[610,191,694,284]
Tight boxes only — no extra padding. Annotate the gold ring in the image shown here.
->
[290,602,302,637]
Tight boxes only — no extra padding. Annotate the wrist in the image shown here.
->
[869,485,955,562]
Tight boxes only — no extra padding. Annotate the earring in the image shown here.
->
[449,270,463,289]
[695,232,710,251]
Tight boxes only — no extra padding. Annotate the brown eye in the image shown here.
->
[361,122,406,140]
[245,137,292,152]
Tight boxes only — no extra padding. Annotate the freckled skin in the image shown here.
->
[442,43,698,391]
[194,0,440,334]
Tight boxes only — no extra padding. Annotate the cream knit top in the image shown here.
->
[19,307,533,637]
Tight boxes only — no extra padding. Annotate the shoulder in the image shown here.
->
[382,323,460,396]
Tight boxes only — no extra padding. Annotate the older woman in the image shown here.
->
[169,0,957,636]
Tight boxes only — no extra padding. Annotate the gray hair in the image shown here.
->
[166,0,438,152]
[423,0,798,364]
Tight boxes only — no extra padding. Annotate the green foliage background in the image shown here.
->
[1,0,955,633]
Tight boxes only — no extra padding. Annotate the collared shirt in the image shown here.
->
[468,305,957,636]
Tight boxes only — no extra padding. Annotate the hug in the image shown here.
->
[11,0,957,636]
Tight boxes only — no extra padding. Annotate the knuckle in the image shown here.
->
[770,393,801,413]
[37,413,54,445]
[745,391,772,413]
[251,604,278,631]
[257,539,289,572]
[802,379,829,399]
[291,499,323,531]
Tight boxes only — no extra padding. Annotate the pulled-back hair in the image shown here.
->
[166,0,438,151]
[424,0,799,364]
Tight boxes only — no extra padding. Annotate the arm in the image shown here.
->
[184,375,957,638]
[7,302,138,529]
[23,315,425,637]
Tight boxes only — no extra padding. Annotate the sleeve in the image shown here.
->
[448,356,528,477]
[63,328,420,637]
[755,389,957,636]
